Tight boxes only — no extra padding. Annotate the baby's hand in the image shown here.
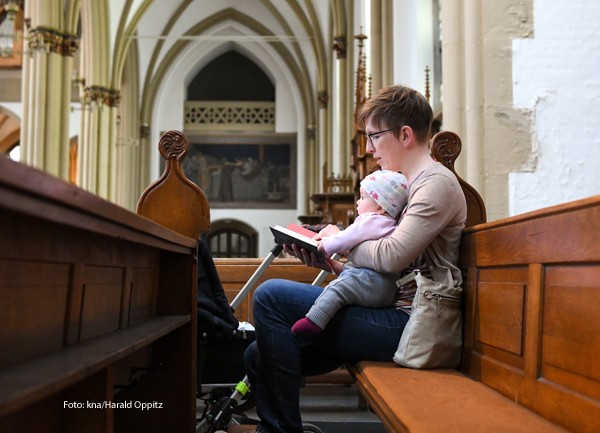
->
[316,240,331,258]
[312,224,341,241]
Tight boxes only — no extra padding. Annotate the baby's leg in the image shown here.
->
[292,268,356,336]
[293,264,401,337]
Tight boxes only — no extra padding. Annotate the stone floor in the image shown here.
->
[197,382,386,433]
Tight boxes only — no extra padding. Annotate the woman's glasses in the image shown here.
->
[365,128,393,146]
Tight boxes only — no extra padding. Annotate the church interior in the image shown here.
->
[1,0,599,432]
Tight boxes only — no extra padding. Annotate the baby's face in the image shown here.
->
[356,187,381,215]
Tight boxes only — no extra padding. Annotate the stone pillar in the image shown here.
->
[333,36,348,176]
[464,0,485,195]
[78,87,120,200]
[21,26,78,179]
[441,0,466,176]
[381,0,394,87]
[370,0,383,93]
[317,91,329,191]
[115,45,141,211]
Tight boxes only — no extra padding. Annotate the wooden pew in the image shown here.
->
[214,258,336,325]
[347,133,600,432]
[0,131,207,432]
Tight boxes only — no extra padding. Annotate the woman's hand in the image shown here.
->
[283,243,340,273]
[312,224,341,241]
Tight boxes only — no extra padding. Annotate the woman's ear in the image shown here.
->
[400,125,414,147]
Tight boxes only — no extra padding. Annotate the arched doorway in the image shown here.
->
[204,219,258,258]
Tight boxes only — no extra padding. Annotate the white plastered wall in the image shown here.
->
[152,22,306,257]
[510,0,600,216]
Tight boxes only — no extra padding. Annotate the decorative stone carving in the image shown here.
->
[317,91,328,109]
[82,86,121,107]
[140,124,150,139]
[333,36,347,59]
[60,35,79,56]
[27,27,79,56]
[184,101,275,132]
[306,124,315,140]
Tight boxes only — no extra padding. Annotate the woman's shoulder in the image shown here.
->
[411,162,467,214]
[416,162,461,191]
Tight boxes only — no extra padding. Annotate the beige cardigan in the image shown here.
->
[349,162,467,288]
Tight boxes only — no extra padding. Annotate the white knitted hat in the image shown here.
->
[360,170,409,218]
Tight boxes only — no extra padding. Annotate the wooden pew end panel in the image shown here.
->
[137,130,210,240]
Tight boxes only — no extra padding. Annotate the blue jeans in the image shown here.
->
[243,278,410,433]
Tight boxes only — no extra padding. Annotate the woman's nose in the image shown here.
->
[366,139,375,153]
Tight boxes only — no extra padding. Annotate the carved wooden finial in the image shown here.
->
[158,129,189,161]
[430,131,487,227]
[137,130,210,239]
[430,130,461,172]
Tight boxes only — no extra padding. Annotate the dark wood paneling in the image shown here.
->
[0,137,199,432]
[63,368,114,433]
[129,268,157,326]
[542,265,600,400]
[0,390,64,433]
[0,261,70,369]
[80,266,125,342]
[0,316,189,418]
[0,157,196,254]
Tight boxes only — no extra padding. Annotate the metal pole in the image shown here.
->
[230,244,284,311]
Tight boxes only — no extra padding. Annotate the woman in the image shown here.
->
[237,85,467,433]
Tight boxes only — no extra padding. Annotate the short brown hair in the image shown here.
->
[358,85,433,143]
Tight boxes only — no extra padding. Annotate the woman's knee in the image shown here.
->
[253,278,292,309]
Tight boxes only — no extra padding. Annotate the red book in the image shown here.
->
[285,223,318,239]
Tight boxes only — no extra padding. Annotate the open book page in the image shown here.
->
[269,225,326,263]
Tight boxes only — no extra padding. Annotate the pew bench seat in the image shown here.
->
[347,362,565,433]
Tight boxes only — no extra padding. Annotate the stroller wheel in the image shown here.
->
[302,423,325,433]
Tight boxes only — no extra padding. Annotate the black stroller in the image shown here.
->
[195,239,333,433]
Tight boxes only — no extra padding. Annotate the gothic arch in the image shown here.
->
[139,8,316,196]
[0,105,20,155]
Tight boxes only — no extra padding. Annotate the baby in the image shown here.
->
[292,170,409,336]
